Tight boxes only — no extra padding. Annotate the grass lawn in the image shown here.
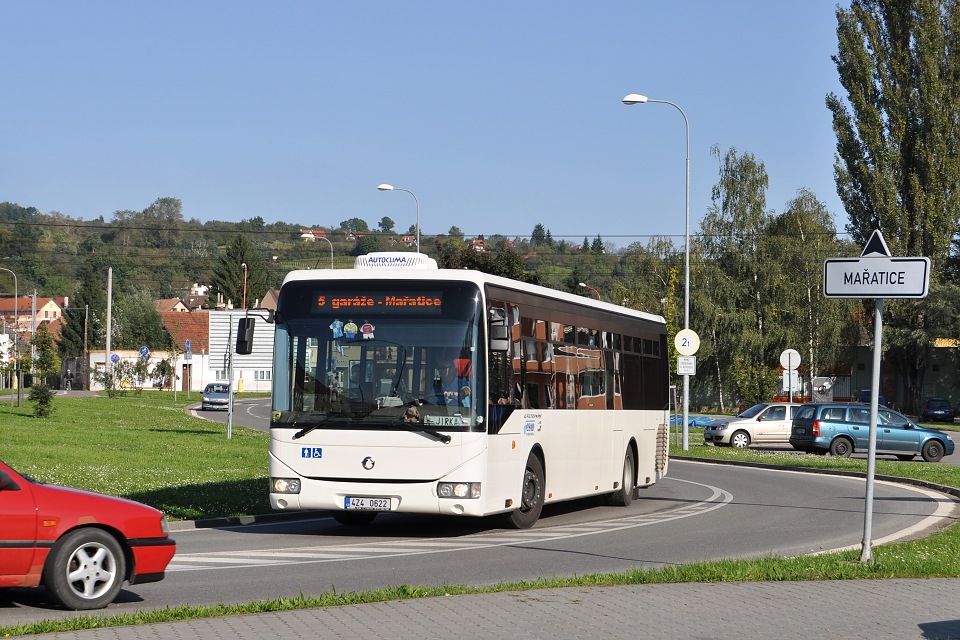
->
[0,394,271,520]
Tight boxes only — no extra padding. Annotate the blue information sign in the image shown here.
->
[185,339,191,352]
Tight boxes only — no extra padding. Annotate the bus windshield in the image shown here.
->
[272,280,485,433]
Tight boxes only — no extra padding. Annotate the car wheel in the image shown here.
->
[829,437,853,458]
[896,454,915,461]
[607,447,635,507]
[921,440,945,463]
[42,528,126,610]
[333,511,378,526]
[508,454,544,529]
[730,430,751,449]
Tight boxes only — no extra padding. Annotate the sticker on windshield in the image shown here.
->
[330,319,343,339]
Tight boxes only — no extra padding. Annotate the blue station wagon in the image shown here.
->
[790,403,955,462]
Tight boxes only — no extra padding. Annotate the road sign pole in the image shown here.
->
[860,298,883,563]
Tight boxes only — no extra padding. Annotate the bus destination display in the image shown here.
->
[313,291,443,314]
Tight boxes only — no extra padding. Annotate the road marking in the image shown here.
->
[167,477,732,573]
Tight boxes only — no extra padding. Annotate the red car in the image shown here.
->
[0,459,176,610]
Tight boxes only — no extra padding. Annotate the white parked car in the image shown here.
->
[703,402,803,448]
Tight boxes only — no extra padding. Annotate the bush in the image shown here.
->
[28,383,55,418]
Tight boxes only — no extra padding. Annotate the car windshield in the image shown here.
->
[928,400,951,410]
[738,403,768,418]
[206,385,229,394]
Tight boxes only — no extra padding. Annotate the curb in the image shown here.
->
[672,454,960,501]
[167,509,330,531]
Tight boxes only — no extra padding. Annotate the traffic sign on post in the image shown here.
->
[824,230,930,298]
[822,229,931,564]
[185,339,191,352]
[674,329,700,356]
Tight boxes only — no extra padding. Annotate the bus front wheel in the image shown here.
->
[508,454,544,529]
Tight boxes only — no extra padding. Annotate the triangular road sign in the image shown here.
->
[861,230,892,257]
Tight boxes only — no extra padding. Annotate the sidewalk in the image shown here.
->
[34,578,960,639]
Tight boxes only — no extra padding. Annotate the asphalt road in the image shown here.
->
[2,459,955,628]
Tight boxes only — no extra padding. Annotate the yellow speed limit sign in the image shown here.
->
[674,329,700,356]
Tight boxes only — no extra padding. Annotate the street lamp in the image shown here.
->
[241,262,248,309]
[0,266,19,407]
[623,92,692,450]
[377,184,420,253]
[578,282,601,301]
[312,236,335,270]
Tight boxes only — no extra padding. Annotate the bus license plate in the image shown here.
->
[344,496,391,511]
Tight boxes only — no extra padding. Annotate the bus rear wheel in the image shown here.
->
[508,454,544,529]
[607,447,635,507]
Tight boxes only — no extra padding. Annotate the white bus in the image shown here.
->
[264,252,670,528]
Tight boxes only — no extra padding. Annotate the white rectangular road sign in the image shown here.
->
[677,355,696,375]
[823,257,930,299]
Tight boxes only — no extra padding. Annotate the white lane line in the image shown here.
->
[810,480,959,555]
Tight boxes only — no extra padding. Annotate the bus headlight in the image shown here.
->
[272,477,302,494]
[437,482,481,499]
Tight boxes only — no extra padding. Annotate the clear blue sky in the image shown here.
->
[2,2,848,249]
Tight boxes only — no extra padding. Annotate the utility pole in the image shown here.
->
[83,304,89,391]
[31,290,36,378]
[105,268,113,388]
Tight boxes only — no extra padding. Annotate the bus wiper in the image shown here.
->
[292,415,334,440]
[399,422,452,444]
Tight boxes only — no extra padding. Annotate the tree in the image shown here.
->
[378,216,395,233]
[141,197,185,248]
[210,234,268,309]
[695,146,776,408]
[113,288,173,351]
[352,235,385,256]
[29,324,60,417]
[530,223,548,246]
[58,257,109,360]
[827,0,960,410]
[448,225,465,241]
[591,235,605,254]
[340,217,370,234]
[766,189,860,387]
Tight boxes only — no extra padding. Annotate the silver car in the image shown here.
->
[201,383,232,411]
[703,402,802,448]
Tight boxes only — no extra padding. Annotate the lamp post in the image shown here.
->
[377,184,420,253]
[622,93,692,450]
[578,282,601,301]
[312,236,335,269]
[0,267,18,406]
[241,262,247,309]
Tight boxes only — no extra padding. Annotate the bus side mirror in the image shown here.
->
[236,317,255,354]
[488,307,509,352]
[490,324,508,352]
